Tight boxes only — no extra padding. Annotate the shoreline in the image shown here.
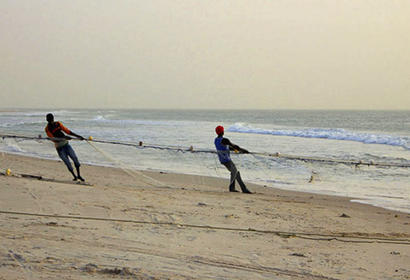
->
[2,150,409,215]
[1,152,409,279]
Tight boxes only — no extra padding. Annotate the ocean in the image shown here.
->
[1,109,409,213]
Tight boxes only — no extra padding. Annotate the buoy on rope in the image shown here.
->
[5,169,11,176]
[88,136,93,141]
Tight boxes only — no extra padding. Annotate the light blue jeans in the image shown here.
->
[57,144,80,172]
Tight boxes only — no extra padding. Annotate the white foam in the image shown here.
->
[2,142,24,153]
[93,115,107,121]
[228,123,410,150]
[0,120,45,128]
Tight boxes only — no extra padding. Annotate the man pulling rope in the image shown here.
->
[214,125,252,194]
[45,113,85,181]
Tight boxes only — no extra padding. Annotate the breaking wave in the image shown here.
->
[228,123,410,150]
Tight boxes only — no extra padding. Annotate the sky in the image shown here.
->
[0,0,409,110]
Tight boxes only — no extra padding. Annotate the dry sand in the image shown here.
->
[0,153,409,279]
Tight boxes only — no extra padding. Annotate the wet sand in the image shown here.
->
[0,153,409,279]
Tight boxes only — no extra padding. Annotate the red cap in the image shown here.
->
[215,125,224,135]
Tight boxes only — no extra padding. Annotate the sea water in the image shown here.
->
[1,109,409,213]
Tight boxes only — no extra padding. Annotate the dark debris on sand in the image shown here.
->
[82,263,163,279]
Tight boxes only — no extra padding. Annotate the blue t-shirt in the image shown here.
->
[214,136,231,163]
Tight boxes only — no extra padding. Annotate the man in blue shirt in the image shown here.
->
[214,125,252,194]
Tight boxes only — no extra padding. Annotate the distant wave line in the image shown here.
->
[228,123,410,150]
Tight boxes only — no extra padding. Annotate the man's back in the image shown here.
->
[215,136,231,163]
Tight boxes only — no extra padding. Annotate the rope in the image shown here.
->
[0,210,408,245]
[86,141,169,187]
[1,133,409,168]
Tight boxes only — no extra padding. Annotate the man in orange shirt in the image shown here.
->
[45,113,85,181]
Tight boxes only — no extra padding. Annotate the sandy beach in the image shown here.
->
[0,153,409,279]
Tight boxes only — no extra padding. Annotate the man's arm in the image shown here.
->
[60,122,85,140]
[221,138,249,153]
[68,131,85,140]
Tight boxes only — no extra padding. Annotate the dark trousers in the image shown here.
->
[57,144,80,172]
[222,161,249,192]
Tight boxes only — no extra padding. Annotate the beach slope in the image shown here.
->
[0,153,409,279]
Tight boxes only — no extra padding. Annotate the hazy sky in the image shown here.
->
[1,0,409,110]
